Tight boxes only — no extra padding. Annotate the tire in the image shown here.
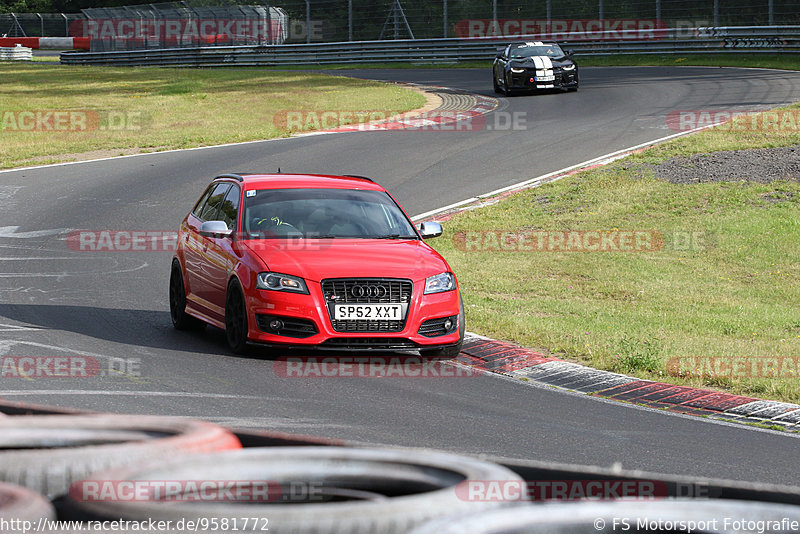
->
[502,74,515,97]
[420,297,465,359]
[409,499,800,534]
[65,447,522,534]
[169,260,205,331]
[0,482,55,520]
[0,415,241,499]
[225,278,249,354]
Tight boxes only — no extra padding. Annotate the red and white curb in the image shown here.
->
[295,85,498,136]
[452,333,800,431]
[0,37,90,50]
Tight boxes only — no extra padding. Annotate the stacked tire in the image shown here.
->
[62,447,522,534]
[0,414,241,499]
[0,482,55,521]
[409,500,800,533]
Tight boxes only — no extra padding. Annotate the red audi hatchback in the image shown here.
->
[169,173,464,356]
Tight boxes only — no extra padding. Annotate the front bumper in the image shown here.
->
[243,278,462,351]
[508,69,578,89]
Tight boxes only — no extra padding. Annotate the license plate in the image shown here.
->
[535,75,555,82]
[334,304,403,320]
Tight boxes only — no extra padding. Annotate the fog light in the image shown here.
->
[269,319,284,332]
[443,319,454,331]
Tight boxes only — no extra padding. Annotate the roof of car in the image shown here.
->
[213,173,385,191]
[510,41,558,46]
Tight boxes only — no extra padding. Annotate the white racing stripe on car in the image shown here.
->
[541,56,553,69]
[532,56,544,69]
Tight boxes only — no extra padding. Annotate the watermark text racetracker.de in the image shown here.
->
[67,231,179,252]
[455,19,667,40]
[273,110,526,132]
[1,110,151,132]
[452,230,708,253]
[0,356,140,379]
[69,479,324,503]
[66,230,333,252]
[274,355,483,378]
[70,18,283,41]
[457,479,670,502]
[668,356,800,379]
[667,109,800,132]
[70,17,324,42]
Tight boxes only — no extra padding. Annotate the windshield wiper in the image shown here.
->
[307,234,339,239]
[373,234,418,240]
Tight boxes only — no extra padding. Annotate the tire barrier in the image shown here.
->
[0,482,56,521]
[63,447,522,533]
[0,414,241,499]
[0,401,797,531]
[409,499,800,533]
[0,45,32,61]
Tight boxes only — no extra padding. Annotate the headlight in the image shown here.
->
[510,67,525,73]
[425,272,456,294]
[256,272,309,294]
[562,64,576,71]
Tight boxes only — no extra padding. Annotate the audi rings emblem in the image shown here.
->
[351,284,387,298]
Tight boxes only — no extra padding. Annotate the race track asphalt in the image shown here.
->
[1,66,799,485]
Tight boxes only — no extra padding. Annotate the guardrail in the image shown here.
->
[0,45,32,61]
[60,26,800,66]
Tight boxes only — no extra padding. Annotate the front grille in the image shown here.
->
[256,314,318,339]
[321,278,412,333]
[319,338,419,350]
[418,315,459,338]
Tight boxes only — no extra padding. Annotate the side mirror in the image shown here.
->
[418,221,443,239]
[199,220,232,238]
[565,49,575,57]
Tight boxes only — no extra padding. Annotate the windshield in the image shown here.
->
[509,44,565,59]
[242,188,419,239]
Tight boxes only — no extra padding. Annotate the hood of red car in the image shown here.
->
[241,238,451,282]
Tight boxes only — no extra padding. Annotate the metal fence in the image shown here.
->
[277,0,800,42]
[4,0,800,45]
[1,3,288,51]
[59,26,800,66]
[0,13,84,38]
[82,3,289,51]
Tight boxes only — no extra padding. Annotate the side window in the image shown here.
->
[197,183,231,222]
[218,184,240,230]
[191,184,216,218]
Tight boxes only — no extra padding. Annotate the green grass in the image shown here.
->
[430,106,800,404]
[0,64,425,169]
[250,53,800,71]
[576,53,800,70]
[719,418,788,432]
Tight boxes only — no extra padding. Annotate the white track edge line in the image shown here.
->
[412,123,718,221]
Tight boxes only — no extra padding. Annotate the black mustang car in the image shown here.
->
[493,41,579,95]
